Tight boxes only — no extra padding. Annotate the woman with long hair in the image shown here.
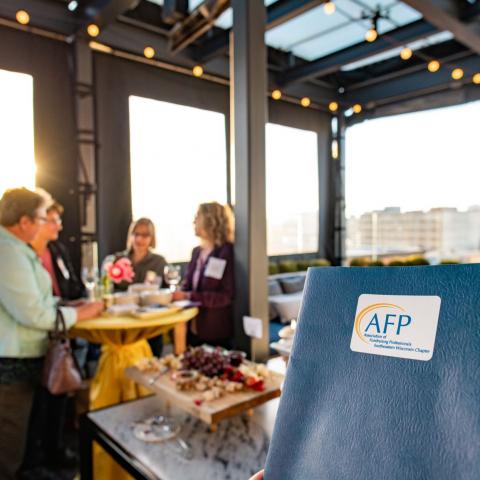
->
[173,202,235,349]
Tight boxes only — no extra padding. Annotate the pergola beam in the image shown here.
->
[342,54,480,106]
[402,0,480,55]
[193,0,323,62]
[76,0,141,27]
[168,0,230,55]
[277,20,437,86]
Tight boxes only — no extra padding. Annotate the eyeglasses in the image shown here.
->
[133,232,151,238]
[46,218,62,225]
[34,216,48,224]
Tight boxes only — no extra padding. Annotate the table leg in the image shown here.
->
[79,415,93,480]
[174,322,187,355]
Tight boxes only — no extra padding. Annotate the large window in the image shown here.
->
[0,69,35,195]
[266,123,319,255]
[129,96,227,261]
[346,101,480,263]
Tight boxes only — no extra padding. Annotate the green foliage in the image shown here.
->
[296,260,310,271]
[268,262,280,275]
[404,257,430,266]
[278,261,298,273]
[368,260,385,267]
[309,258,331,267]
[350,258,369,267]
[388,260,405,266]
[440,259,460,265]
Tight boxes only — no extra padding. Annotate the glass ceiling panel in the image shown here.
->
[145,0,423,62]
[341,30,453,70]
[266,0,422,61]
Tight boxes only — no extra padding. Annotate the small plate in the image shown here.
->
[131,416,180,443]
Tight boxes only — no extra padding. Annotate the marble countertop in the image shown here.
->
[88,358,285,480]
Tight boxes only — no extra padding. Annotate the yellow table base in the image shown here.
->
[71,307,198,480]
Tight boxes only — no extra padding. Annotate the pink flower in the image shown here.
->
[105,257,135,284]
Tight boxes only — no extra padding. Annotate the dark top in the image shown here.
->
[114,250,167,292]
[183,242,234,341]
[47,240,85,300]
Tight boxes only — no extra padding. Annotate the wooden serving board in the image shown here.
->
[125,365,283,428]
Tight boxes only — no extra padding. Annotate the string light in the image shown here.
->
[352,104,362,114]
[272,89,282,100]
[473,73,480,85]
[300,97,311,108]
[87,24,100,37]
[143,46,155,59]
[427,60,440,73]
[329,101,339,112]
[192,65,204,77]
[400,47,412,60]
[451,68,464,80]
[16,10,30,25]
[365,28,378,43]
[324,1,336,15]
[67,1,78,11]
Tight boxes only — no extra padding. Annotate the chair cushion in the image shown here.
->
[268,279,283,296]
[269,293,303,323]
[279,276,305,294]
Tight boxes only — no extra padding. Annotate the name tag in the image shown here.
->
[204,257,227,280]
[56,257,70,280]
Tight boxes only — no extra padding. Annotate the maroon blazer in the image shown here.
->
[183,242,234,341]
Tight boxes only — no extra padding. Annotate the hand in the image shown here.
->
[75,301,104,322]
[65,299,88,307]
[249,471,264,480]
[172,290,189,301]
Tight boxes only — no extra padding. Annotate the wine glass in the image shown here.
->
[82,266,99,300]
[164,265,181,293]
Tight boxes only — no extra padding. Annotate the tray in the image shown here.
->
[125,363,283,430]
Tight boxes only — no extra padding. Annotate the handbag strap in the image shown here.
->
[54,307,68,335]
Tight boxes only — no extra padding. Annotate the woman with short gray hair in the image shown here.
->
[0,188,103,479]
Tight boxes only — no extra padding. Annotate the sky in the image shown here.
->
[345,100,480,217]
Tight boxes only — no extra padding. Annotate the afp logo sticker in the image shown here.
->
[350,294,441,361]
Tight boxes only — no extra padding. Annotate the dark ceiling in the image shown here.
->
[0,0,479,118]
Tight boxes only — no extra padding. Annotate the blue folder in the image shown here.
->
[264,265,480,480]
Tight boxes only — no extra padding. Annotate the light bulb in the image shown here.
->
[428,60,440,73]
[16,10,30,25]
[329,101,339,112]
[143,46,155,59]
[473,73,480,85]
[400,48,412,60]
[192,65,204,77]
[324,1,336,15]
[272,89,282,100]
[87,24,100,37]
[300,97,311,108]
[451,68,464,80]
[352,104,362,114]
[365,28,378,43]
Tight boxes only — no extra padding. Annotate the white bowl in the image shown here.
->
[113,292,140,305]
[140,289,172,306]
[128,283,159,293]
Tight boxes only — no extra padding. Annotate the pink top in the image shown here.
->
[40,248,61,297]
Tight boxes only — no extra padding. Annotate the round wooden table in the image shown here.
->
[70,307,198,410]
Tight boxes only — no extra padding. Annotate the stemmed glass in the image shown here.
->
[164,264,181,293]
[82,266,99,300]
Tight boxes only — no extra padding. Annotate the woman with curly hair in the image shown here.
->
[173,202,235,349]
